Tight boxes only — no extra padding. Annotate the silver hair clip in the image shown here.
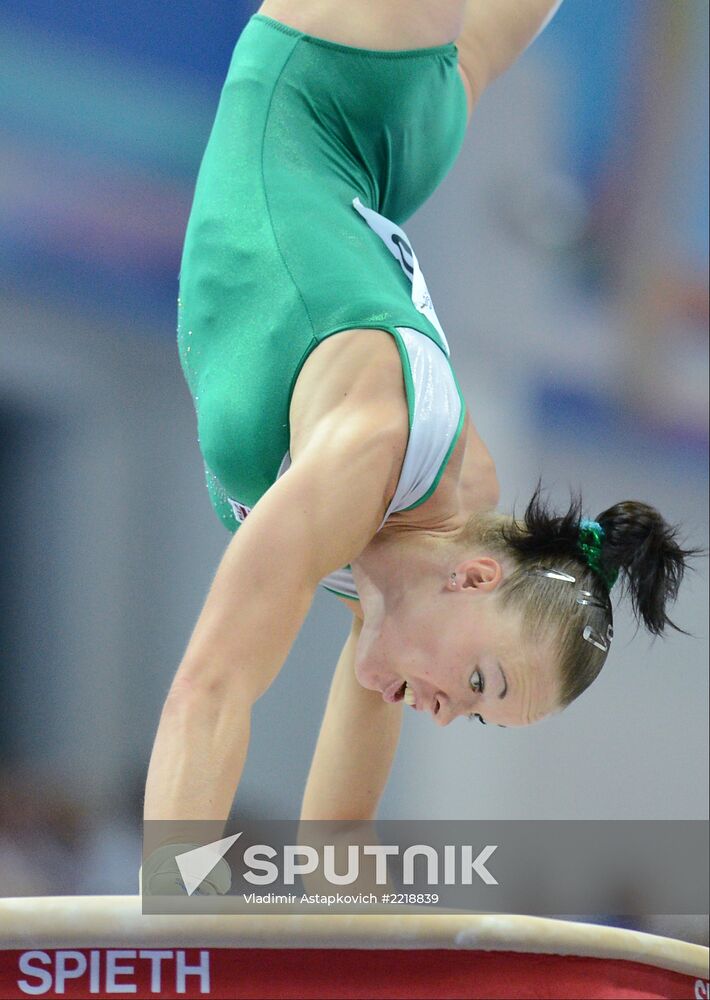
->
[582,623,614,652]
[576,590,610,612]
[528,570,613,653]
[528,568,577,583]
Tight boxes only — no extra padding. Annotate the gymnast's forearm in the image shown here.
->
[142,471,326,827]
[143,675,254,826]
[300,619,403,823]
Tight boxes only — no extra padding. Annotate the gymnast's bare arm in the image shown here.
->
[300,613,403,822]
[143,405,404,825]
[457,0,563,102]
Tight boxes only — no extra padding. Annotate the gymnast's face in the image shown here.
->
[354,557,562,728]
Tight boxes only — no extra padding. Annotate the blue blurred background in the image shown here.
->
[0,1,707,941]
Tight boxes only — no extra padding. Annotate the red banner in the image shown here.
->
[0,946,705,999]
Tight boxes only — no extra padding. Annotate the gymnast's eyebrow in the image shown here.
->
[497,661,508,699]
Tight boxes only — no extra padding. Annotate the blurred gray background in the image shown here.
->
[0,0,707,941]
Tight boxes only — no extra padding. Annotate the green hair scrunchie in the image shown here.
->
[577,519,619,592]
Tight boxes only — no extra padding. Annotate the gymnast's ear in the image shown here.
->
[452,557,504,592]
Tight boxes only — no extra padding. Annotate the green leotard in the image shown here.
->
[177,13,468,534]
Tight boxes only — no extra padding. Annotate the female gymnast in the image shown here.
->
[142,0,698,881]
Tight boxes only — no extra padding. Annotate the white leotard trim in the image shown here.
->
[375,326,461,531]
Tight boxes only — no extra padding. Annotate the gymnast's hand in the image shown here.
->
[140,843,232,896]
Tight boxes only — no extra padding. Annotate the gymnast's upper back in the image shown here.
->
[288,325,491,529]
[288,327,407,473]
[237,323,487,582]
[232,336,411,593]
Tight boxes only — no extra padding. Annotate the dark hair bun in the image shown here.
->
[595,501,702,636]
[503,481,703,638]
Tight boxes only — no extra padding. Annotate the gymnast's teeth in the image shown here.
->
[403,683,416,706]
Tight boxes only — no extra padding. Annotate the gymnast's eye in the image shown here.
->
[468,713,486,725]
[469,668,484,694]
